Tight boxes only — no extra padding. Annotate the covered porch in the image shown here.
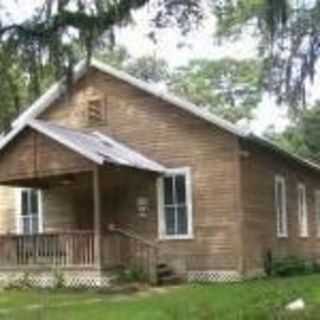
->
[0,120,165,285]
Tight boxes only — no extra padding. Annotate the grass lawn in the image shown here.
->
[1,275,320,319]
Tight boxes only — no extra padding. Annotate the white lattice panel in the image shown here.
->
[0,270,112,289]
[187,270,241,282]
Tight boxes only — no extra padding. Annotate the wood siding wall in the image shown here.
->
[0,129,92,183]
[240,140,320,276]
[39,69,243,273]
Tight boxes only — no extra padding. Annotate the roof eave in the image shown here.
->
[242,133,320,173]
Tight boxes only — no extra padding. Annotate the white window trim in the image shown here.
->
[298,183,309,238]
[275,175,288,238]
[315,190,320,238]
[157,167,193,240]
[15,188,44,234]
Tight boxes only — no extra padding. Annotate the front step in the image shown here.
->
[156,263,181,286]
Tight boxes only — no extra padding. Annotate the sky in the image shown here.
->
[2,0,290,135]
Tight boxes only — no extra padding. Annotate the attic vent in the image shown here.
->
[87,97,106,126]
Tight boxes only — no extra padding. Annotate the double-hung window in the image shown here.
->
[297,183,308,237]
[158,168,193,239]
[275,175,288,238]
[16,189,42,234]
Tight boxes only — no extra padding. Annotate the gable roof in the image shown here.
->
[5,59,320,174]
[13,59,244,137]
[2,119,166,173]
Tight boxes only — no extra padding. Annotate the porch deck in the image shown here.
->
[0,229,158,284]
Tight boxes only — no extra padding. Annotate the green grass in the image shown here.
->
[1,275,320,319]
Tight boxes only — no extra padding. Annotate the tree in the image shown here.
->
[266,102,320,162]
[214,0,320,115]
[0,0,203,128]
[126,55,169,83]
[0,50,28,131]
[2,1,320,122]
[95,45,130,69]
[169,58,263,123]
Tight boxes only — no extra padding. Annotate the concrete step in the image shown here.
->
[156,263,180,286]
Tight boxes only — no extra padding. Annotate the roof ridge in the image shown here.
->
[5,59,320,174]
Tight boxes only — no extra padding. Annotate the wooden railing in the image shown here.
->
[0,231,95,268]
[105,227,159,284]
[0,229,159,284]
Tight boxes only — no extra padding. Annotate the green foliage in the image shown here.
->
[266,102,320,163]
[170,58,262,123]
[266,256,320,278]
[52,269,66,290]
[3,276,320,319]
[126,55,169,83]
[116,267,147,283]
[95,46,130,69]
[214,0,320,111]
[6,272,33,290]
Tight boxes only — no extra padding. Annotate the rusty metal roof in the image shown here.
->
[17,120,167,173]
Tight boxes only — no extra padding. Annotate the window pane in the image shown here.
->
[175,175,186,204]
[165,207,175,235]
[22,216,31,234]
[30,190,39,215]
[31,217,39,234]
[276,180,285,235]
[164,177,174,205]
[21,191,28,216]
[177,206,188,235]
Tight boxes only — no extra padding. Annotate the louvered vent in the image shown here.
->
[87,97,106,126]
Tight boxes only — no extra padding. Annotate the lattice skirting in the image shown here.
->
[187,270,242,282]
[0,270,113,288]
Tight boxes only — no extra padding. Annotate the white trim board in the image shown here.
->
[15,188,43,234]
[275,175,288,238]
[157,167,193,240]
[297,183,309,238]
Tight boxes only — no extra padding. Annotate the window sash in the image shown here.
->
[17,189,42,235]
[20,215,39,235]
[158,168,193,240]
[298,184,308,237]
[275,176,288,238]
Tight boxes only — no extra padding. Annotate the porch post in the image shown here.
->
[93,165,102,269]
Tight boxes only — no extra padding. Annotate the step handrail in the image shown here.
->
[108,225,158,249]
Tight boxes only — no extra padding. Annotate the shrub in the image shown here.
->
[267,255,320,278]
[115,267,147,283]
[52,269,65,289]
[5,272,33,290]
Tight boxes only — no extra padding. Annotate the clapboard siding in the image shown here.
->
[40,69,243,273]
[240,140,320,275]
[0,129,93,183]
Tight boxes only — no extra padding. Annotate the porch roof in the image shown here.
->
[1,119,167,173]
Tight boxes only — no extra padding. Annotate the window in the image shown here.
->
[298,183,308,237]
[158,168,193,239]
[16,189,42,234]
[315,190,320,237]
[275,176,288,238]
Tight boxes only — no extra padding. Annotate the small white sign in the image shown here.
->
[137,197,149,218]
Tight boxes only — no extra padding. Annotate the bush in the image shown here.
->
[267,256,320,278]
[52,269,65,289]
[115,267,147,283]
[5,272,33,290]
